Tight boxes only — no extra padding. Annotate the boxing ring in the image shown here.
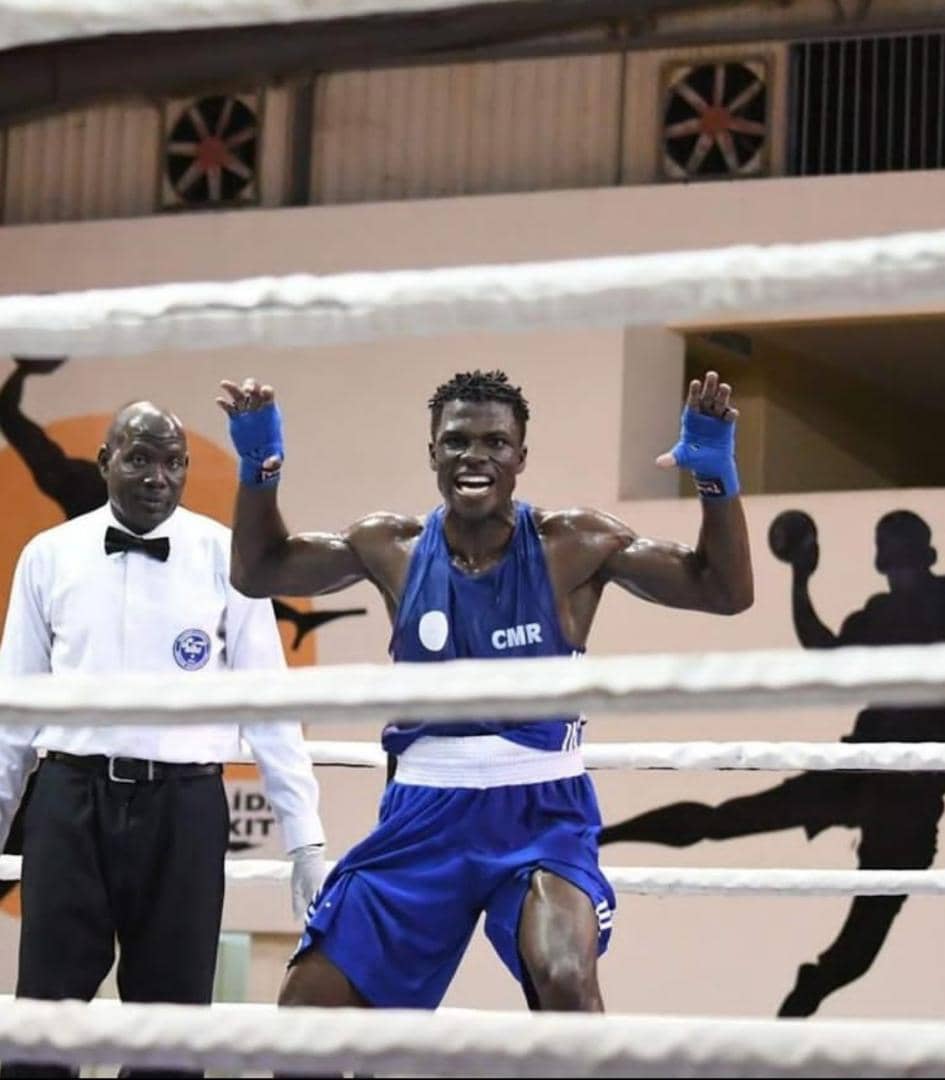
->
[0,32,942,1051]
[2,644,945,1075]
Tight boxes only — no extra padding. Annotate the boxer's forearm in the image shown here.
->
[230,484,292,596]
[226,397,296,595]
[790,573,838,648]
[694,496,754,614]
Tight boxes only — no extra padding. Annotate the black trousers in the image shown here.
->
[1,758,230,1079]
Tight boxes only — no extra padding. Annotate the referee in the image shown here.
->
[0,401,327,1079]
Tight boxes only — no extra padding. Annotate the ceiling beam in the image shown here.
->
[0,0,932,126]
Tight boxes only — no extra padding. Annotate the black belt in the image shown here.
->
[46,751,222,784]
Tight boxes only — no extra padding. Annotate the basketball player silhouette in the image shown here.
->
[600,508,945,1016]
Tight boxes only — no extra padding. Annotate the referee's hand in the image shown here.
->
[290,844,328,921]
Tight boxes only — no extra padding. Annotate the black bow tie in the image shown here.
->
[104,526,170,563]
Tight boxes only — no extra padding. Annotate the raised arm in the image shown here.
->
[791,566,840,648]
[768,510,838,647]
[600,372,753,615]
[0,359,73,489]
[218,378,416,601]
[602,504,752,614]
[229,485,365,598]
[785,530,839,648]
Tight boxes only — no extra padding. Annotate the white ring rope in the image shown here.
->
[598,868,945,898]
[2,998,945,1078]
[3,229,945,357]
[3,856,943,896]
[289,739,945,771]
[0,0,517,52]
[2,644,945,728]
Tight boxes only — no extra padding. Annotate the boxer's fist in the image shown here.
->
[769,510,819,579]
[217,378,284,486]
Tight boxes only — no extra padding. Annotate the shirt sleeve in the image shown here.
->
[0,537,52,676]
[0,540,48,846]
[225,584,325,852]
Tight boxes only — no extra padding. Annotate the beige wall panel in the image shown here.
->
[619,326,686,500]
[311,53,622,204]
[2,102,160,225]
[622,40,789,185]
[2,170,941,290]
[257,86,293,210]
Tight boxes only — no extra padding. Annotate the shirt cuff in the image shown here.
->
[280,813,326,854]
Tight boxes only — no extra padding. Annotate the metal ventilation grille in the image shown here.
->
[790,33,945,175]
[661,60,769,181]
[162,93,260,208]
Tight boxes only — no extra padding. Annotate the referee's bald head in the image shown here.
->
[105,401,186,449]
[98,402,189,533]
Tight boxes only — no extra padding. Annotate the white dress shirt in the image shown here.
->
[0,502,324,853]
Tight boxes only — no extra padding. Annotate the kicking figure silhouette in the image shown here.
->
[600,509,945,1016]
[271,600,366,651]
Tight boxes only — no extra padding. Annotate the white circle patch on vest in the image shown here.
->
[418,610,449,652]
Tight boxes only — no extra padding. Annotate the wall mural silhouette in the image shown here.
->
[0,358,366,902]
[600,507,945,1016]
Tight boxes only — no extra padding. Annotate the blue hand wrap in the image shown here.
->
[228,402,284,488]
[669,407,740,499]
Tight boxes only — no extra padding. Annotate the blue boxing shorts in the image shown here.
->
[291,770,615,1008]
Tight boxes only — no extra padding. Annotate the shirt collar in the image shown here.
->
[103,501,181,540]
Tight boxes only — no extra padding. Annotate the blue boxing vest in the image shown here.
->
[384,502,584,756]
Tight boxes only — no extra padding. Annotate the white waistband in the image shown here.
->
[394,735,585,789]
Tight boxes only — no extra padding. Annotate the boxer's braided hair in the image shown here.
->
[429,370,530,438]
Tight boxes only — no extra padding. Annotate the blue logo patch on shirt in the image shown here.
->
[173,628,211,670]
